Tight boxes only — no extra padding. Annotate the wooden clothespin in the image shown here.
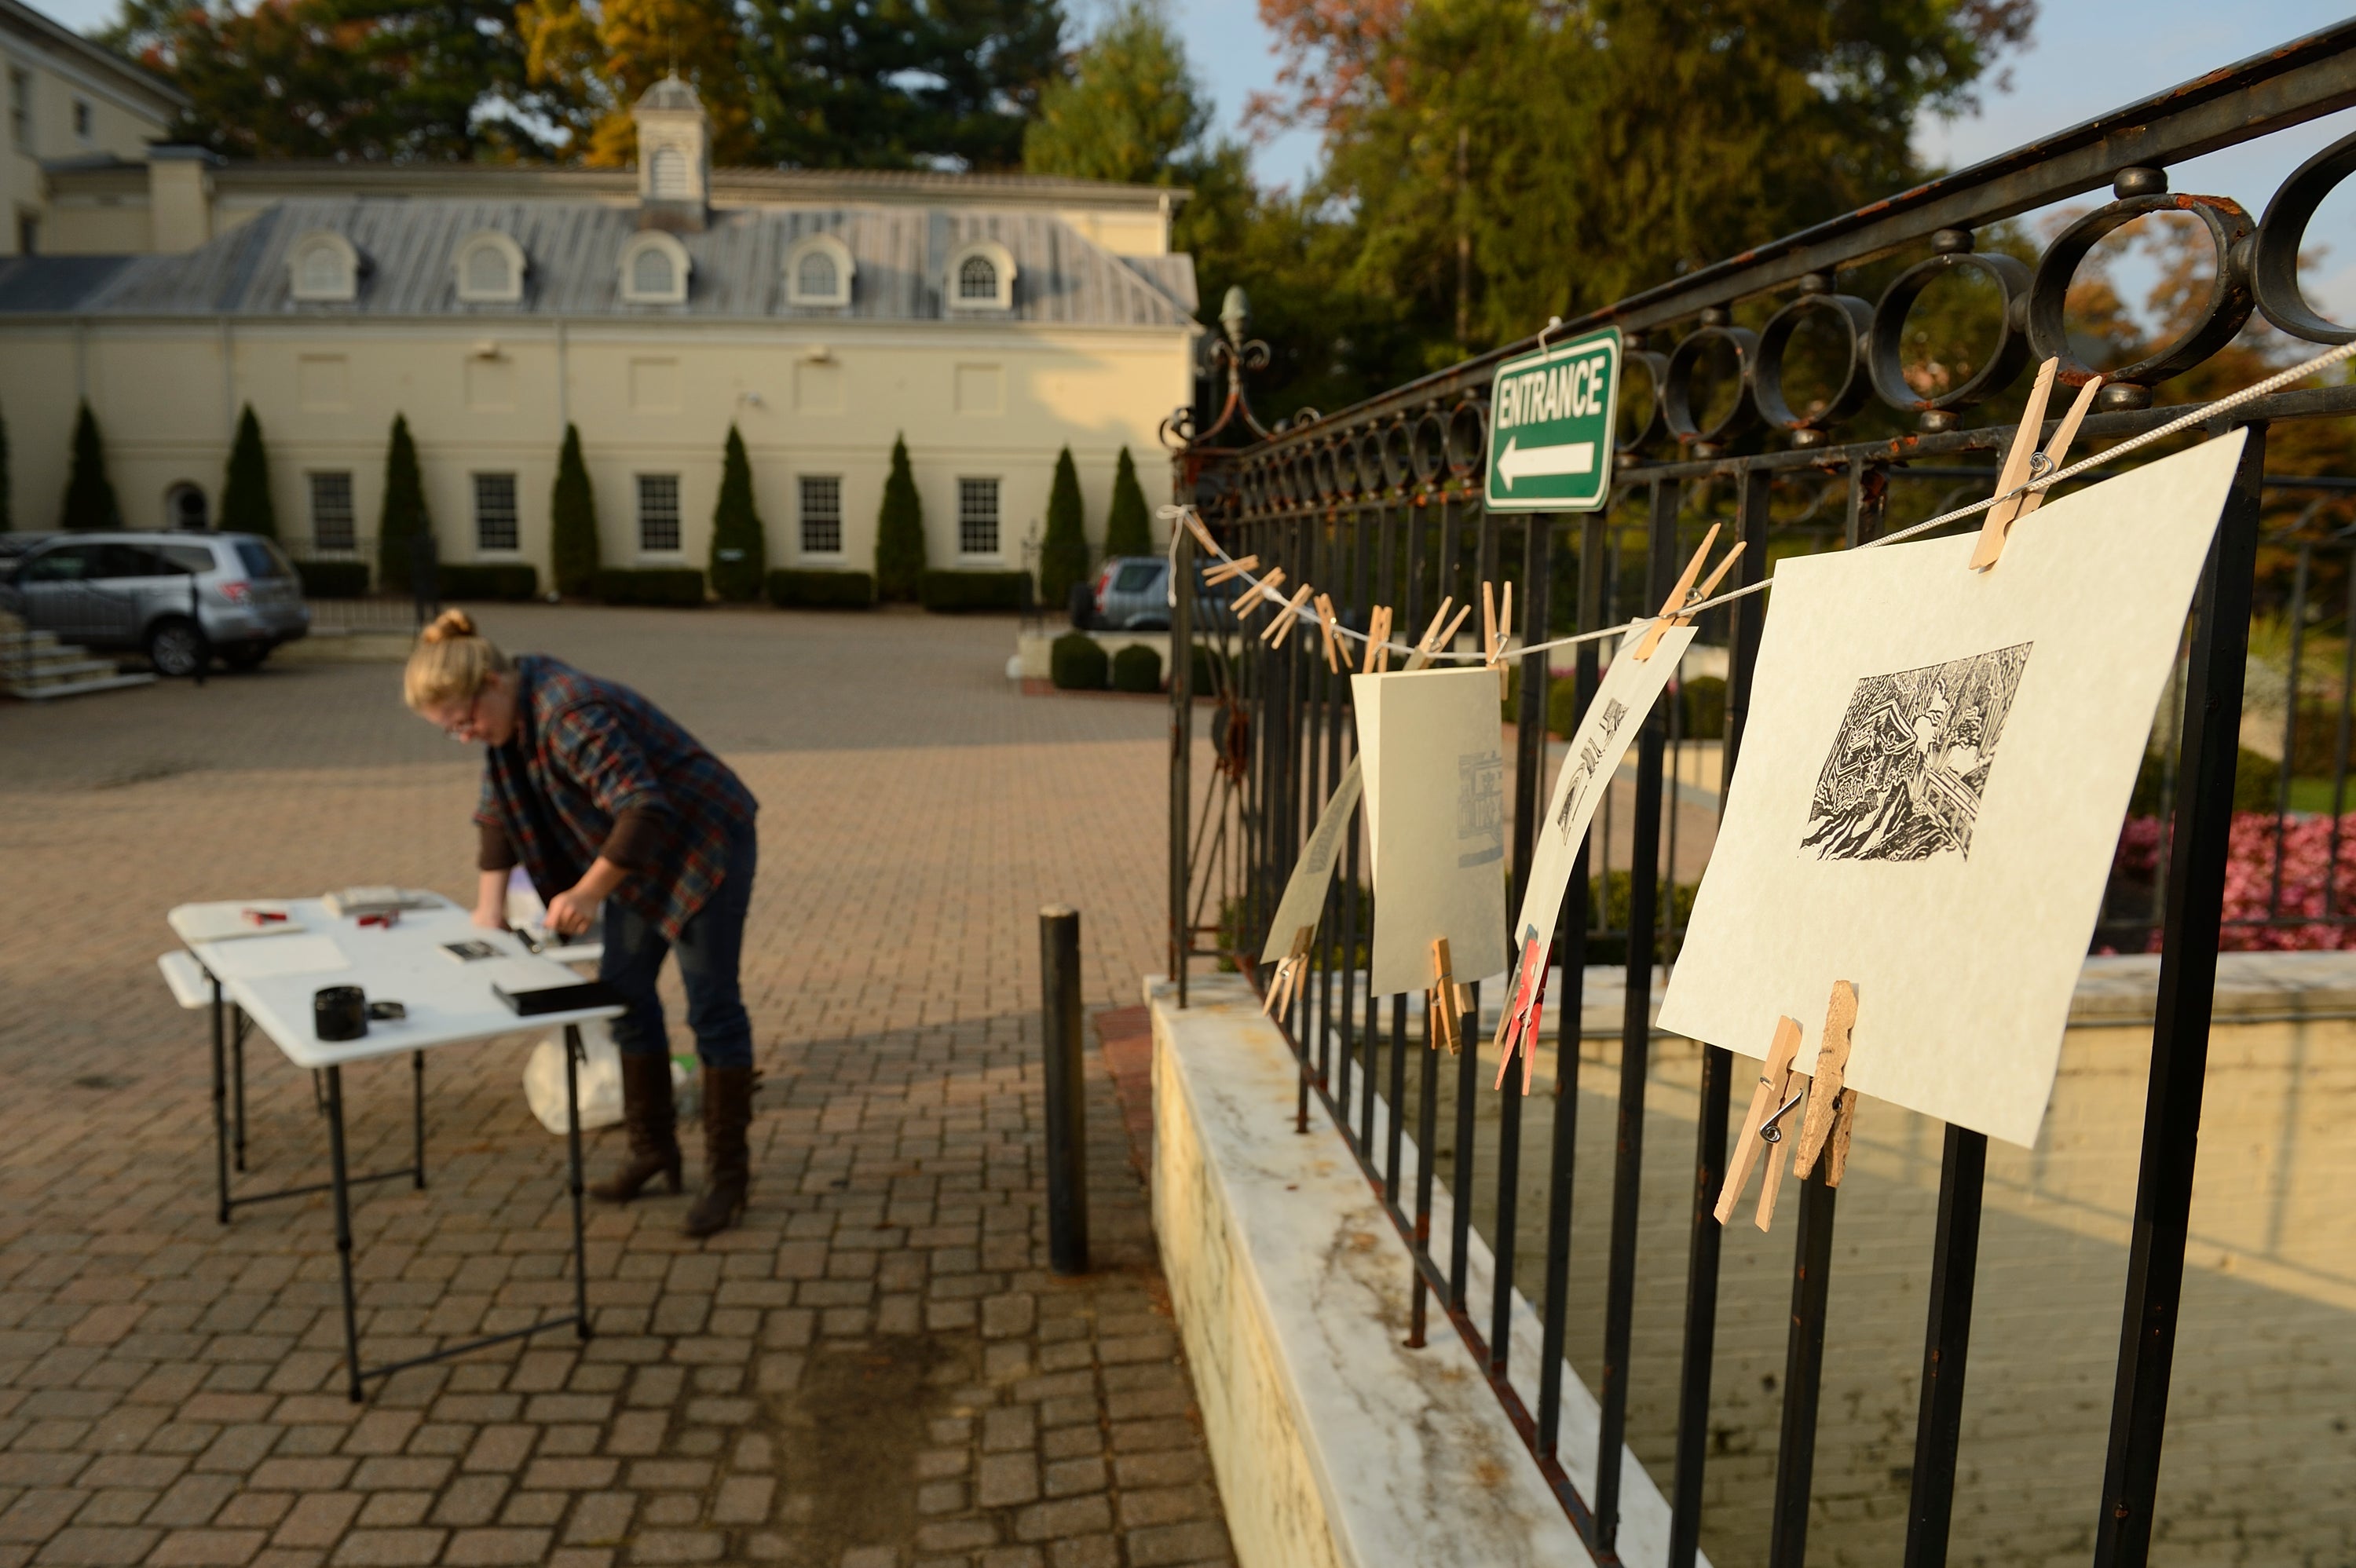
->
[1483,581,1517,699]
[1970,357,2103,571]
[1260,925,1315,1018]
[1631,524,1736,661]
[1235,567,1286,623]
[1491,928,1549,1095]
[1183,510,1220,555]
[1361,606,1394,674]
[1714,1015,1802,1227]
[1793,980,1859,1187]
[1261,583,1316,646]
[1202,553,1259,587]
[1414,597,1473,663]
[1313,594,1344,673]
[1427,938,1469,1054]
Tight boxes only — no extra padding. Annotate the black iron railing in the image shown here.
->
[1165,24,2356,1568]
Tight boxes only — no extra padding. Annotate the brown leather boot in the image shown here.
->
[682,1065,754,1237]
[589,1053,682,1202]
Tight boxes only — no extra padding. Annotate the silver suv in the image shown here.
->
[1083,556,1238,631]
[3,532,310,675]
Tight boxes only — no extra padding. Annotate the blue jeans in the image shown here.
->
[599,828,756,1069]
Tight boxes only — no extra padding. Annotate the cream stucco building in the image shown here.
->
[0,16,1201,585]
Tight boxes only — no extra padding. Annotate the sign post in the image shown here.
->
[1484,326,1622,514]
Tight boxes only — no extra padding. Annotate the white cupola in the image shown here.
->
[635,75,709,232]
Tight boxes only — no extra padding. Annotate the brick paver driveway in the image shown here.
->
[0,607,1232,1568]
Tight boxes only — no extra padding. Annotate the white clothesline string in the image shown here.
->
[1158,334,2356,667]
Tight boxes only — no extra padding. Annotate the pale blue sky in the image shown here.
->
[30,0,2356,317]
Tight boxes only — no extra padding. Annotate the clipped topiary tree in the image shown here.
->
[1050,631,1109,690]
[551,424,600,598]
[1110,643,1162,693]
[60,401,120,532]
[875,433,927,601]
[220,404,276,538]
[1039,445,1089,609]
[708,425,766,601]
[376,414,432,592]
[1103,445,1151,558]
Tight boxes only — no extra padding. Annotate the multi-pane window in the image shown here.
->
[308,472,356,551]
[638,474,682,552]
[957,255,998,302]
[474,473,519,551]
[957,477,999,557]
[799,476,843,555]
[9,70,29,153]
[71,98,91,141]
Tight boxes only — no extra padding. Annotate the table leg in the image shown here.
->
[565,1025,591,1342]
[324,1065,364,1404]
[232,1009,248,1174]
[412,1051,426,1190]
[210,980,229,1225]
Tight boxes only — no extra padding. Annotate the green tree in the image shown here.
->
[106,0,574,159]
[550,423,601,597]
[1103,445,1152,557]
[60,402,120,532]
[708,425,767,601]
[1039,446,1089,607]
[741,0,1065,170]
[874,434,927,601]
[1023,0,1206,185]
[220,404,276,538]
[376,414,432,592]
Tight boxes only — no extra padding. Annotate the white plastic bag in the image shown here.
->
[523,1019,625,1135]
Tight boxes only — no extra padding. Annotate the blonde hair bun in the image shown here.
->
[422,608,478,644]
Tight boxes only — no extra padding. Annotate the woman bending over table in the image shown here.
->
[404,609,761,1237]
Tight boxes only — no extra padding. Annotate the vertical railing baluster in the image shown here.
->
[1403,500,1436,1346]
[1595,477,1681,1549]
[1169,495,1194,1005]
[2329,548,2356,914]
[2271,541,2310,922]
[1491,514,1548,1371]
[1438,495,1479,1312]
[2093,422,2267,1568]
[1768,1162,1839,1568]
[1903,1124,1988,1568]
[1666,466,1768,1566]
[1381,503,1407,1204]
[1351,505,1377,1151]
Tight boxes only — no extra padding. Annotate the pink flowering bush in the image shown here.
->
[2111,812,2356,951]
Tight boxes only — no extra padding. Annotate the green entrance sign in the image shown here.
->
[1484,327,1621,513]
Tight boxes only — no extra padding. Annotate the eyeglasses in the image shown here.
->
[441,691,485,741]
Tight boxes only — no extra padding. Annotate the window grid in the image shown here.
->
[957,254,998,302]
[71,98,90,141]
[796,250,837,301]
[9,70,29,153]
[638,474,682,553]
[308,472,356,552]
[474,473,519,552]
[799,476,843,555]
[957,478,999,557]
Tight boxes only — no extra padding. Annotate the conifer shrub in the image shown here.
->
[551,425,601,597]
[875,434,927,601]
[60,401,119,532]
[221,405,276,538]
[1110,643,1162,693]
[708,425,767,601]
[1039,446,1088,607]
[375,415,432,592]
[1052,633,1109,690]
[1104,445,1152,557]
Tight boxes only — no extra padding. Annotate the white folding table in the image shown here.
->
[167,895,622,1402]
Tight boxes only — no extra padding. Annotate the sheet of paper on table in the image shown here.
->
[201,932,352,980]
[1657,433,2245,1148]
[1354,665,1509,997]
[169,901,309,945]
[1506,624,1696,978]
[1259,758,1363,965]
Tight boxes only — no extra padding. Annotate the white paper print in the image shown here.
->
[1354,666,1510,997]
[1658,432,2245,1147]
[1260,758,1364,965]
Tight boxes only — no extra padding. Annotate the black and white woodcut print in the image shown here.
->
[1802,642,2032,863]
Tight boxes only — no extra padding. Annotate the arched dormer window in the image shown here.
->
[287,231,360,303]
[619,231,690,305]
[453,230,526,304]
[946,239,1015,311]
[785,232,854,307]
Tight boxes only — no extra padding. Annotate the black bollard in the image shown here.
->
[1040,905,1089,1274]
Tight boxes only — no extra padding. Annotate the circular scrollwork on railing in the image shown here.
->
[1444,400,1487,483]
[2027,177,2254,404]
[1615,349,1670,459]
[1313,440,1342,503]
[1663,323,1762,448]
[1351,428,1383,497]
[1410,409,1448,488]
[1754,288,1875,439]
[1381,418,1414,492]
[2254,127,2356,345]
[1868,236,2032,422]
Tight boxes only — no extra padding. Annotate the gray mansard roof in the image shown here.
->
[0,196,1202,327]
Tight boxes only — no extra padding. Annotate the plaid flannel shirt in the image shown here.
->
[475,655,758,941]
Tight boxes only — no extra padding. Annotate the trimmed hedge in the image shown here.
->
[438,563,540,601]
[767,569,876,609]
[296,560,371,599]
[1188,642,1227,697]
[1111,644,1162,693]
[1051,634,1109,689]
[919,569,1031,613]
[1681,675,1727,739]
[594,568,707,607]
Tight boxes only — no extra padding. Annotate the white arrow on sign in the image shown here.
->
[1496,435,1596,488]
